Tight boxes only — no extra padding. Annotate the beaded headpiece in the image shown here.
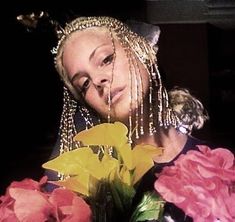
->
[53,16,156,100]
[52,16,180,154]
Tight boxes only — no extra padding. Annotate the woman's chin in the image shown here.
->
[100,104,136,125]
[112,116,128,125]
[111,111,132,126]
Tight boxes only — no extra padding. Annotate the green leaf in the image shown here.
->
[136,209,159,221]
[110,176,136,212]
[130,191,165,222]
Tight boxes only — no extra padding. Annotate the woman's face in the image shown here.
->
[62,27,149,122]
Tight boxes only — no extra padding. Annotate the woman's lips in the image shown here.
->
[105,86,126,105]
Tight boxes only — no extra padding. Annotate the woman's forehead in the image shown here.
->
[62,27,116,74]
[66,27,113,43]
[63,28,116,55]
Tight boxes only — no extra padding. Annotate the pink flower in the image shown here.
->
[0,176,92,222]
[49,188,92,222]
[154,145,235,222]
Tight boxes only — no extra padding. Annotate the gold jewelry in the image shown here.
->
[53,16,180,156]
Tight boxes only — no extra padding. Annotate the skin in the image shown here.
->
[62,27,187,162]
[62,27,149,124]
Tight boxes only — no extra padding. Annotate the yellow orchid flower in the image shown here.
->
[43,122,162,199]
[43,150,119,194]
[74,122,128,148]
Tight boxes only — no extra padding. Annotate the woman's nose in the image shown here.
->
[93,76,111,90]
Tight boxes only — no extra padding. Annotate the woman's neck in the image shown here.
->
[134,127,188,163]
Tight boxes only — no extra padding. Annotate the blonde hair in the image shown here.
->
[52,16,180,155]
[52,16,156,101]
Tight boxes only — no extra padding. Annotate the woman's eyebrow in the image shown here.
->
[71,43,109,83]
[89,43,108,61]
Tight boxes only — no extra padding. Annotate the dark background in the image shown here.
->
[1,1,235,194]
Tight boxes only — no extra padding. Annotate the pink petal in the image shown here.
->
[49,188,92,222]
[211,148,235,169]
[197,145,234,169]
[49,188,74,207]
[8,176,47,192]
[0,195,14,209]
[0,206,18,222]
[155,176,185,203]
[9,188,55,222]
[62,196,92,222]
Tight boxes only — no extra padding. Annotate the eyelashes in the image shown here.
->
[101,53,114,66]
[79,53,114,94]
[80,79,90,94]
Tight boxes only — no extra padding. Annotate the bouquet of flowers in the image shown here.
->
[1,122,164,222]
[1,121,234,222]
[42,122,164,222]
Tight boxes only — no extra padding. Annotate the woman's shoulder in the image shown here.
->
[182,135,209,153]
[185,135,234,154]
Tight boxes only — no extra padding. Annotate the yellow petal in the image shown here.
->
[118,144,133,170]
[85,155,107,180]
[101,155,119,178]
[132,145,163,185]
[108,167,117,182]
[119,166,132,186]
[42,148,94,175]
[134,144,163,158]
[52,174,89,196]
[74,122,128,148]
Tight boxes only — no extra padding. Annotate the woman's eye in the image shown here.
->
[81,79,90,92]
[102,54,114,66]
